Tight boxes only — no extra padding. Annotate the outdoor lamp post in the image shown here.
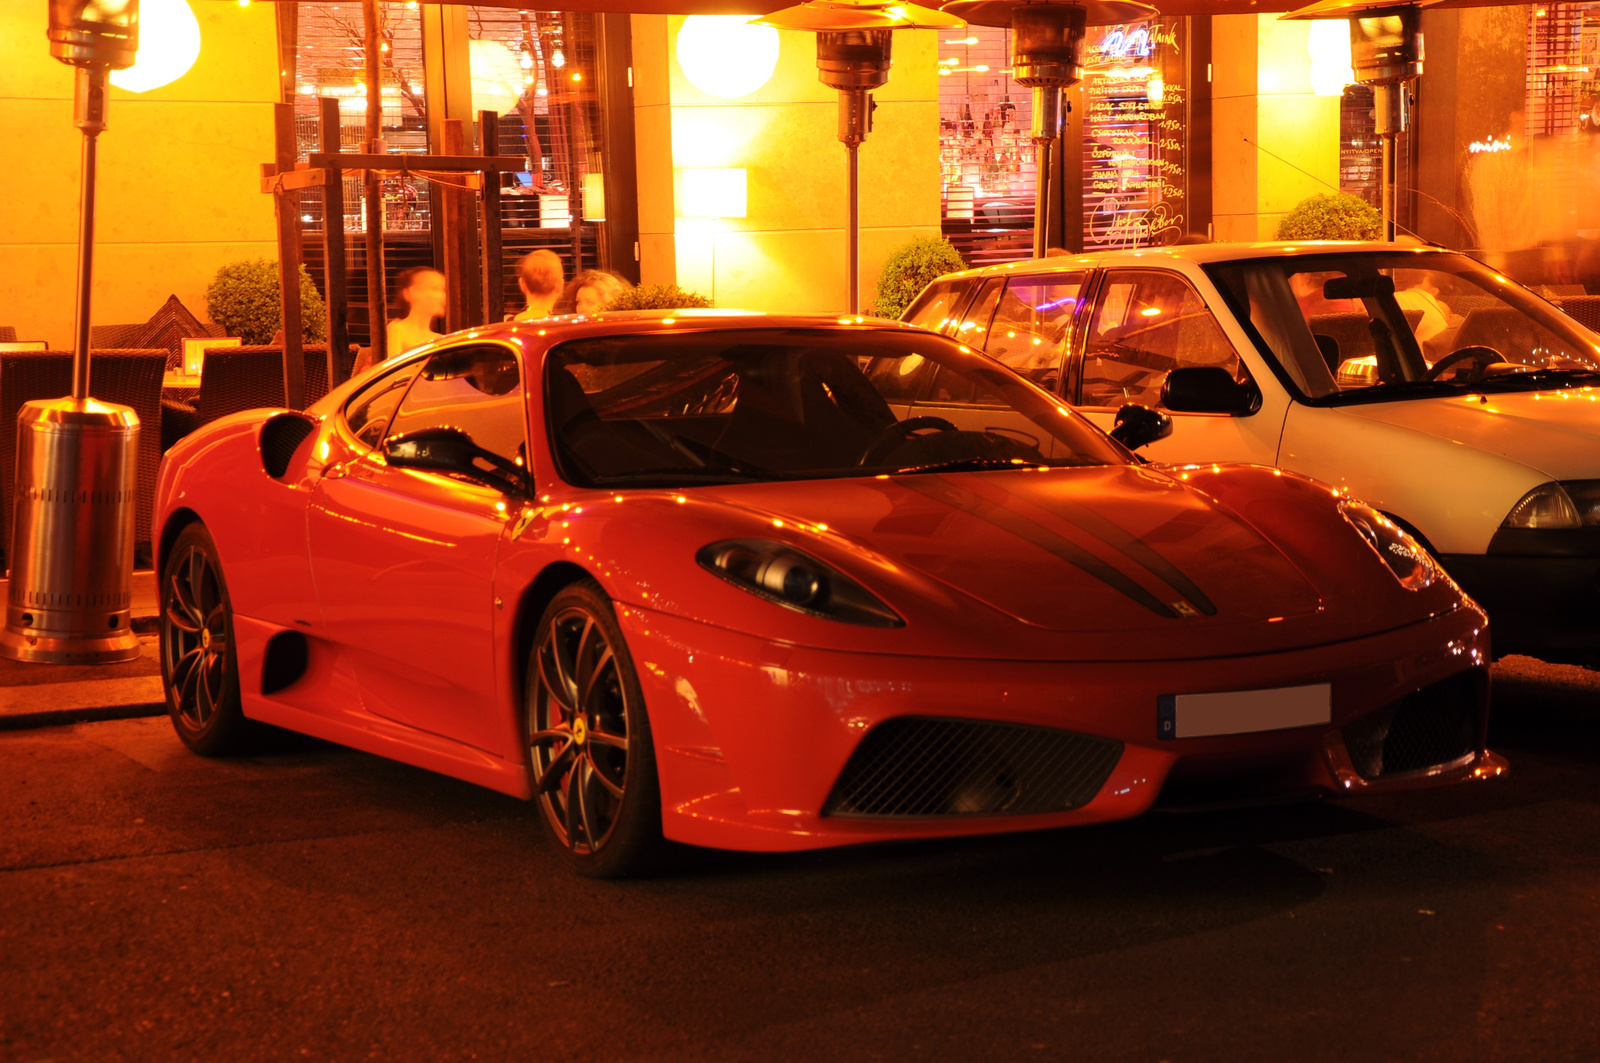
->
[754,1,966,314]
[1283,0,1430,242]
[938,0,1155,259]
[2,1,145,664]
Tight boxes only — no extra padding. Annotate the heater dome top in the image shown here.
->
[939,0,1157,30]
[754,0,965,31]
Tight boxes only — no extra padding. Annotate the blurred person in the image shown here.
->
[387,266,447,358]
[354,266,446,372]
[514,250,565,321]
[558,270,633,316]
[1393,269,1452,344]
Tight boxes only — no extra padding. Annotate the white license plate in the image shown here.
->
[1157,683,1332,740]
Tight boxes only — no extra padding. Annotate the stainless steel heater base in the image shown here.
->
[1,397,140,664]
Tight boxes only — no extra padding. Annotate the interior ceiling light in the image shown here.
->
[676,14,781,99]
[109,0,201,93]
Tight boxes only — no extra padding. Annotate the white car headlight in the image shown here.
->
[1340,502,1437,591]
[1502,482,1582,529]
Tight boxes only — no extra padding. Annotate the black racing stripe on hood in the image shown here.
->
[974,479,1219,617]
[896,476,1181,618]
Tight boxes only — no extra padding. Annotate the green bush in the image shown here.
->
[873,236,966,319]
[1275,193,1384,241]
[205,259,327,345]
[606,283,713,311]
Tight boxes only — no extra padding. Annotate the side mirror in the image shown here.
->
[1161,366,1257,415]
[1110,403,1173,451]
[384,426,529,495]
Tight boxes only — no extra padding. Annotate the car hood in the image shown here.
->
[1334,387,1600,481]
[702,465,1326,634]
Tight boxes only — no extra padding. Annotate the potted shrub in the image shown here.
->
[872,236,966,319]
[606,283,713,311]
[1275,194,1384,241]
[205,259,327,344]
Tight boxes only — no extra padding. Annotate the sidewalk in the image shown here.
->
[0,571,165,731]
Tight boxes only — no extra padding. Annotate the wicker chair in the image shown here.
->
[0,349,166,561]
[0,327,15,344]
[89,323,144,349]
[162,344,357,448]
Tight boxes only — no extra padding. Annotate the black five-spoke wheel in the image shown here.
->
[160,523,254,756]
[527,580,662,877]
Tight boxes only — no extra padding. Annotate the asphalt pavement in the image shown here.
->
[2,656,1598,1062]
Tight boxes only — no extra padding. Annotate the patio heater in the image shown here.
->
[939,0,1155,259]
[754,1,966,314]
[1283,0,1427,242]
[2,1,144,664]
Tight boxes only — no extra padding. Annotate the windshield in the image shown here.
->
[545,328,1126,488]
[1204,251,1600,403]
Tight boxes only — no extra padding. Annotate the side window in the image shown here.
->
[983,273,1084,391]
[385,344,528,471]
[951,279,1003,349]
[1080,270,1242,409]
[903,280,969,333]
[926,279,1005,405]
[344,361,423,448]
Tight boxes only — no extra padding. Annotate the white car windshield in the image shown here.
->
[1204,251,1600,402]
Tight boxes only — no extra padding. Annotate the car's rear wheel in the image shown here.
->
[526,580,663,878]
[160,522,257,756]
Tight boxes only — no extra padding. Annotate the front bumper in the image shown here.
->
[1445,528,1600,662]
[619,602,1500,853]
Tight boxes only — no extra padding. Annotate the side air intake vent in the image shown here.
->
[824,717,1123,818]
[261,630,309,695]
[260,414,317,479]
[1342,671,1481,779]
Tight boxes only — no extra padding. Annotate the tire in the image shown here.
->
[160,522,259,756]
[526,579,664,878]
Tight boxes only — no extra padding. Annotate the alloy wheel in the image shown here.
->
[528,605,633,856]
[162,543,231,731]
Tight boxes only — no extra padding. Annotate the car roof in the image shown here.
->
[944,241,1457,281]
[446,309,926,348]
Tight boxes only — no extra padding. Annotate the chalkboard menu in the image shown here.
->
[1082,18,1189,248]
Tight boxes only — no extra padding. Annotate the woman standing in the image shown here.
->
[386,266,448,358]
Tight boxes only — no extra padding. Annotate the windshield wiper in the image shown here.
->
[1472,367,1600,391]
[889,457,1038,475]
[583,467,778,486]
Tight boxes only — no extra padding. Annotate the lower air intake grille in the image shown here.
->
[1342,672,1481,780]
[824,717,1123,818]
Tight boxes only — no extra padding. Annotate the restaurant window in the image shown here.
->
[289,4,613,339]
[292,2,431,232]
[939,18,1192,266]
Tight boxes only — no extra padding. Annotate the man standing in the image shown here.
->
[513,250,564,321]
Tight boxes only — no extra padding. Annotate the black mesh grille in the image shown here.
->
[1342,672,1481,780]
[824,717,1123,818]
[259,414,316,479]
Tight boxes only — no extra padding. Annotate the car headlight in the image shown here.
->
[1504,480,1600,528]
[1340,502,1437,591]
[698,539,904,628]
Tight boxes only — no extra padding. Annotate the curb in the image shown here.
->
[0,700,166,732]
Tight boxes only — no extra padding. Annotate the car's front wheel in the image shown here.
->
[526,580,663,878]
[160,522,258,756]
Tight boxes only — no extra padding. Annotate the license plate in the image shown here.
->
[1157,683,1331,740]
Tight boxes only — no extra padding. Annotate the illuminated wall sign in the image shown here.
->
[1468,134,1513,153]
